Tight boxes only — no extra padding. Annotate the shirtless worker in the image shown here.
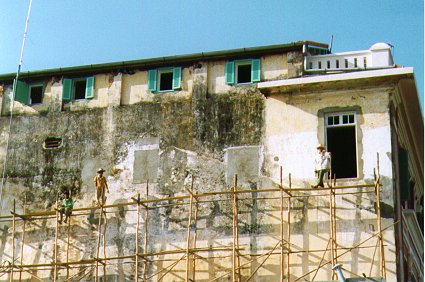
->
[94,168,109,206]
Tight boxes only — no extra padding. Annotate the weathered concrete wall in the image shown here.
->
[0,57,397,281]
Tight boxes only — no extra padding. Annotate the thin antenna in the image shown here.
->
[329,35,334,53]
[0,0,34,213]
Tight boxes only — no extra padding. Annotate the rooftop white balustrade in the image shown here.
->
[305,43,394,72]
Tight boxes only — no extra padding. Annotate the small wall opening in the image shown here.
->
[43,137,63,149]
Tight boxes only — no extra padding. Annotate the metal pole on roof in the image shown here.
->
[0,0,33,213]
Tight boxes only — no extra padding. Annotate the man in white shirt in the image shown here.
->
[312,144,331,188]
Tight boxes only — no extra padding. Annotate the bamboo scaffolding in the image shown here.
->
[53,197,59,282]
[232,175,241,282]
[280,166,284,282]
[135,193,141,282]
[143,180,149,281]
[292,221,397,282]
[95,204,104,282]
[66,215,71,280]
[185,179,194,282]
[0,159,390,281]
[286,173,291,282]
[375,153,386,279]
[192,199,199,282]
[18,195,26,281]
[103,208,107,279]
[9,200,15,282]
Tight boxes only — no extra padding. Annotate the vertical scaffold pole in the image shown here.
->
[375,153,386,279]
[192,194,199,282]
[95,205,104,282]
[19,195,27,281]
[286,173,291,282]
[103,209,107,278]
[280,166,284,282]
[10,200,16,282]
[329,184,335,280]
[53,197,59,282]
[143,181,149,281]
[185,176,194,282]
[66,214,71,280]
[135,193,140,282]
[232,175,241,282]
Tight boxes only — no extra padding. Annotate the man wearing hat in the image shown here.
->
[312,144,331,188]
[94,168,109,206]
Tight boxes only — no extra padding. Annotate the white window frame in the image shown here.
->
[325,112,356,127]
[157,68,174,92]
[235,60,253,85]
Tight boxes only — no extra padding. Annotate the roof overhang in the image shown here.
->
[258,67,415,95]
[0,40,326,83]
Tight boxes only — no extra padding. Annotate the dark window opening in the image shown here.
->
[309,62,313,69]
[44,137,63,149]
[74,80,87,100]
[318,61,322,69]
[237,64,252,84]
[345,59,349,68]
[327,126,357,178]
[354,58,358,68]
[30,86,43,104]
[363,57,367,68]
[336,60,339,68]
[159,72,173,91]
[327,61,330,69]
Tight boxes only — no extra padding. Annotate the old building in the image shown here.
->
[0,41,422,281]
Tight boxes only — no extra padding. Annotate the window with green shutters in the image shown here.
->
[225,59,261,85]
[14,80,44,105]
[148,67,182,92]
[62,77,95,101]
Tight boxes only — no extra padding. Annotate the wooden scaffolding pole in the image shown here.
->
[18,195,26,282]
[103,209,107,279]
[232,175,241,282]
[65,215,71,280]
[185,176,194,282]
[286,173,291,282]
[143,181,149,281]
[9,200,16,282]
[135,193,141,282]
[53,197,59,282]
[95,204,104,282]
[375,153,386,279]
[192,197,199,282]
[329,183,336,280]
[280,166,284,282]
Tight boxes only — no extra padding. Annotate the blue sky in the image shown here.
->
[0,0,423,108]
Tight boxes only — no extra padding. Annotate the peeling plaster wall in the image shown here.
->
[0,57,398,281]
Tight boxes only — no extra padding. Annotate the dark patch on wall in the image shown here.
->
[195,90,264,155]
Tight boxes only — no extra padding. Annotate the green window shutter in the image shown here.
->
[172,67,182,90]
[251,59,261,82]
[15,80,29,105]
[62,78,73,101]
[225,61,235,85]
[85,76,95,99]
[148,70,157,91]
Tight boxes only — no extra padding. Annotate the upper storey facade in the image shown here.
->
[0,41,323,115]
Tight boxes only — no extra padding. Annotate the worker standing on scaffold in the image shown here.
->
[312,144,331,188]
[94,168,109,206]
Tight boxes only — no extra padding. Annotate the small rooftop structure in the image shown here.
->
[305,43,394,72]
